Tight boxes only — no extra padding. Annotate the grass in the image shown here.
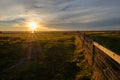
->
[86,31,120,54]
[0,32,92,80]
[74,35,92,80]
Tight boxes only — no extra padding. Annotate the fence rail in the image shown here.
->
[93,42,120,64]
[78,32,120,80]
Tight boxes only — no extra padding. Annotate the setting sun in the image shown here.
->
[28,22,38,33]
[29,22,37,30]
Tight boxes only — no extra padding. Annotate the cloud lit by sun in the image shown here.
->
[27,21,57,32]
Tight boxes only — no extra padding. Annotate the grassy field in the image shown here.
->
[86,31,120,54]
[0,32,92,80]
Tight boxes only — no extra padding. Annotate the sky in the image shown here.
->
[0,0,120,31]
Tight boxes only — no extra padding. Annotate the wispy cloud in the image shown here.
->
[0,17,26,27]
[0,0,120,31]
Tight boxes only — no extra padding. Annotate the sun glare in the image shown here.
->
[29,22,38,33]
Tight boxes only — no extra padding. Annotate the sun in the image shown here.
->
[28,22,38,32]
[29,22,37,30]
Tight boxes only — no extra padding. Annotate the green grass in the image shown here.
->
[86,31,120,54]
[0,32,92,80]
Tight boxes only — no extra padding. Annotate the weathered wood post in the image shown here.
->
[92,39,95,66]
[82,32,85,49]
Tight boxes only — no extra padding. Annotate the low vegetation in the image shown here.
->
[0,32,92,80]
[86,31,120,54]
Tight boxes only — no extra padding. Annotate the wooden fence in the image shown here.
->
[78,32,120,80]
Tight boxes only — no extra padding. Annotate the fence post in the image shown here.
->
[92,39,95,66]
[82,32,85,49]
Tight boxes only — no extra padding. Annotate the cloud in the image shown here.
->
[0,0,120,31]
[0,17,26,27]
[0,18,25,23]
[85,18,120,27]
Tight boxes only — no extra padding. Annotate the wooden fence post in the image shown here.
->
[92,39,95,66]
[82,32,85,49]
